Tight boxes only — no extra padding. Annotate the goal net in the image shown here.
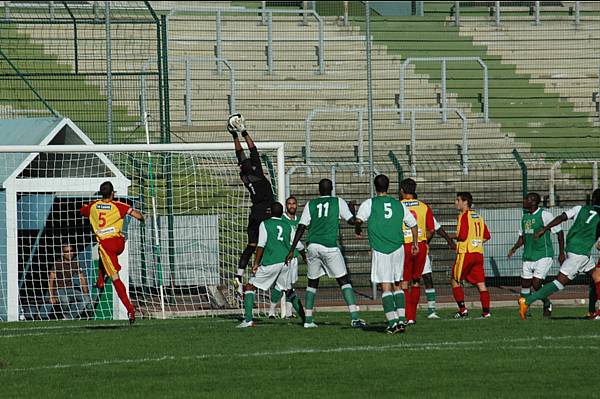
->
[0,142,285,321]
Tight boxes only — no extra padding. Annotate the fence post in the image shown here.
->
[512,149,528,197]
[305,111,314,176]
[534,1,540,25]
[105,1,113,144]
[461,112,468,174]
[388,150,404,192]
[495,1,500,27]
[574,1,580,26]
[549,161,560,207]
[331,165,337,196]
[593,161,598,191]
[215,10,222,74]
[184,58,191,126]
[49,1,55,20]
[357,109,364,176]
[454,1,460,26]
[482,61,489,122]
[317,13,325,74]
[399,60,407,123]
[302,1,308,25]
[441,59,447,123]
[227,60,237,114]
[261,1,266,25]
[365,1,374,196]
[343,1,349,26]
[266,11,273,74]
[410,110,417,176]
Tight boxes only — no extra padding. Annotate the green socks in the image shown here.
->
[526,280,563,306]
[341,284,359,320]
[244,291,255,322]
[305,286,317,323]
[425,288,436,315]
[382,292,398,327]
[270,288,282,304]
[393,290,406,322]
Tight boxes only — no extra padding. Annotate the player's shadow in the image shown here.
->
[546,316,590,320]
[357,324,389,334]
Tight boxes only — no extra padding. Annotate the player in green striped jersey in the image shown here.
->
[519,189,600,319]
[286,179,367,329]
[508,193,565,318]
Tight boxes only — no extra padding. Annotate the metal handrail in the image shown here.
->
[167,7,325,74]
[139,56,236,125]
[399,56,488,123]
[305,107,469,176]
[549,160,599,206]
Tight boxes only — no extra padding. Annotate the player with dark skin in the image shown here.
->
[227,114,275,298]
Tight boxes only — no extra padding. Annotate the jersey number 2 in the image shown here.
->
[276,225,284,241]
[317,202,329,218]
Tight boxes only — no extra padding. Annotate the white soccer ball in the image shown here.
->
[227,113,246,134]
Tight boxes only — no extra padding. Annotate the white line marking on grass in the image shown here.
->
[3,333,600,373]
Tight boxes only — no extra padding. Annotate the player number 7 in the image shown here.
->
[585,210,598,224]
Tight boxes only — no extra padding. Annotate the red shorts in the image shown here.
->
[403,241,429,282]
[452,252,485,284]
[98,236,125,277]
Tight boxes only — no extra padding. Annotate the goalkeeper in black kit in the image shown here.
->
[227,114,275,298]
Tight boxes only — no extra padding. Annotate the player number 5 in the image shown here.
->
[384,202,392,219]
[98,212,107,228]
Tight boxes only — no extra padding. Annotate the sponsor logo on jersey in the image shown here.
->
[403,200,419,207]
[97,227,116,236]
[96,204,112,210]
[471,213,480,219]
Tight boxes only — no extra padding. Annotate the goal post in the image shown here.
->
[0,142,285,322]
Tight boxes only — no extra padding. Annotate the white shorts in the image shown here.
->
[422,255,432,275]
[371,247,404,283]
[288,257,299,284]
[521,257,553,280]
[559,252,596,280]
[306,243,348,280]
[250,262,290,291]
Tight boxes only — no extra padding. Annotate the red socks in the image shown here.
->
[406,286,421,321]
[480,290,491,313]
[113,278,134,315]
[452,286,466,311]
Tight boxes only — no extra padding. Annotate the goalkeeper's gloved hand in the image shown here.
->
[227,122,238,139]
[227,113,247,137]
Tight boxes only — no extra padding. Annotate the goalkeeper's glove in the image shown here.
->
[227,122,238,139]
[227,113,247,137]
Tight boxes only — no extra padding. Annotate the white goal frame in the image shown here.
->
[0,142,285,322]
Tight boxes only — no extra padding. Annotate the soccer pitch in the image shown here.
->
[1,308,598,398]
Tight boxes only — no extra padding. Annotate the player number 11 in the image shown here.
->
[317,202,329,218]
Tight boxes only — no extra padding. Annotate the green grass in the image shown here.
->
[1,307,599,398]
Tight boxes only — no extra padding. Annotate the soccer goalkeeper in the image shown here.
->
[227,114,275,298]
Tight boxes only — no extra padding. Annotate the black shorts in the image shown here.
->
[247,208,271,244]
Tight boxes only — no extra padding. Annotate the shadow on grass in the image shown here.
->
[84,325,130,330]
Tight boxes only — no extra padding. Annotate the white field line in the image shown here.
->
[2,334,600,373]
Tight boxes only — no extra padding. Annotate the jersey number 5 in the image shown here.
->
[98,212,107,228]
[384,203,393,219]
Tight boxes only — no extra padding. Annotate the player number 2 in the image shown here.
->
[317,202,329,218]
[586,210,598,224]
[384,203,392,219]
[276,225,284,241]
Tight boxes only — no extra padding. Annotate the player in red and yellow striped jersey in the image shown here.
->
[451,192,491,318]
[400,178,435,324]
[80,181,144,324]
